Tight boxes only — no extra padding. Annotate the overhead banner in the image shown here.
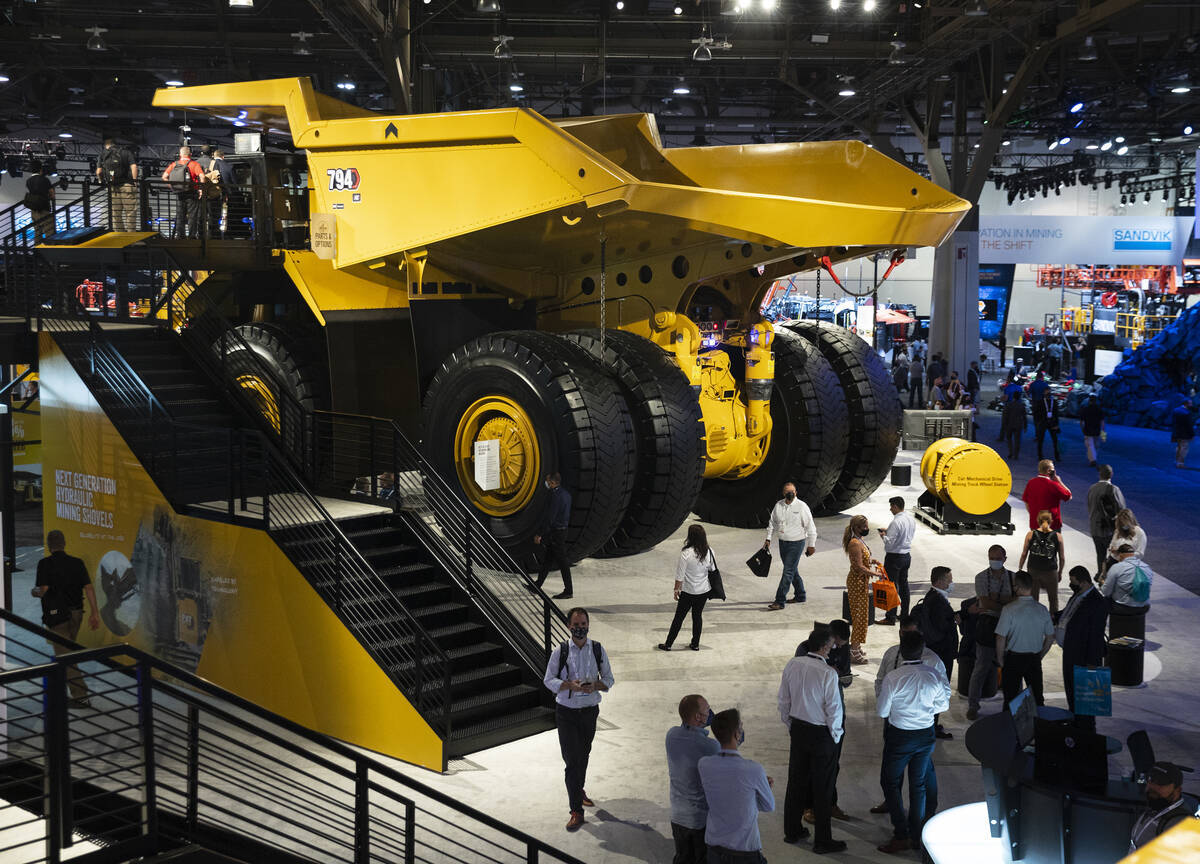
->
[978,215,1194,264]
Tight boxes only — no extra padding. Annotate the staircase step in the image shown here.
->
[390,581,452,605]
[448,684,541,722]
[376,561,436,582]
[446,706,557,757]
[410,600,470,628]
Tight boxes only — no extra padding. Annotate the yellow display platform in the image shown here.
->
[38,332,444,771]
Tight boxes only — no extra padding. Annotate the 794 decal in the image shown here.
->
[326,168,361,191]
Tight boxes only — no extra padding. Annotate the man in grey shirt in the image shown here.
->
[666,694,721,864]
[995,571,1055,708]
[967,545,1015,720]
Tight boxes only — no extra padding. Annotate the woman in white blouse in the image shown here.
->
[1108,508,1147,560]
[658,524,715,652]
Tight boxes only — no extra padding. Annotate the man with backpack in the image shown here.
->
[202,148,237,238]
[23,161,55,243]
[96,137,139,231]
[543,607,614,831]
[160,145,204,238]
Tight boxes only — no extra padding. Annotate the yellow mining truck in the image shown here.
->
[154,77,968,564]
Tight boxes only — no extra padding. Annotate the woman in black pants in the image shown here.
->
[658,524,715,651]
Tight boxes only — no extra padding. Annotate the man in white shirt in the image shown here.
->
[764,482,817,611]
[878,496,916,624]
[697,709,774,864]
[876,631,952,855]
[778,629,847,854]
[1100,544,1155,612]
[543,607,615,831]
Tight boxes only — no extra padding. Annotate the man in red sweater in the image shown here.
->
[1021,459,1072,531]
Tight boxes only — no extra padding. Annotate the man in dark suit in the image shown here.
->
[1033,390,1061,461]
[918,567,958,740]
[1056,565,1108,731]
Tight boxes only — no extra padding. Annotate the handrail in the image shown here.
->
[313,410,573,669]
[0,608,584,864]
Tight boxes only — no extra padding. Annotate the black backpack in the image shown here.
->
[167,159,195,192]
[557,640,604,681]
[1028,530,1058,565]
[100,147,131,185]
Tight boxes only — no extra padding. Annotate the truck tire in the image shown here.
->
[422,330,635,568]
[218,323,323,456]
[784,321,902,512]
[566,329,705,557]
[693,328,847,528]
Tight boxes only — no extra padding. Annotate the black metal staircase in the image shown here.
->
[2,222,568,760]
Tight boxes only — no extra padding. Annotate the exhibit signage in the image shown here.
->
[978,216,1194,264]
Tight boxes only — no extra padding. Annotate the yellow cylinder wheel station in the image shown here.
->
[914,438,1015,535]
[920,438,1011,515]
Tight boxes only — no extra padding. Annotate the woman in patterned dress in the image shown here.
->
[843,514,882,664]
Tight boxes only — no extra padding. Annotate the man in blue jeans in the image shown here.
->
[878,496,915,624]
[764,482,817,611]
[875,631,951,855]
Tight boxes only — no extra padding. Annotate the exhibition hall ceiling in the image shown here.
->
[0,1,1197,171]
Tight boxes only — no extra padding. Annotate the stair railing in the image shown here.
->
[143,251,572,671]
[0,608,584,864]
[311,411,574,672]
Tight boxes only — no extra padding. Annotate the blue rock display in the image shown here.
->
[1099,303,1200,428]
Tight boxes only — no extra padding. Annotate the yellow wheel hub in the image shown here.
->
[454,396,541,517]
[236,374,279,432]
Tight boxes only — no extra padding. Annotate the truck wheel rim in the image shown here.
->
[235,374,280,432]
[454,396,541,517]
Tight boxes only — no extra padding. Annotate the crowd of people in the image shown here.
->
[532,456,1176,859]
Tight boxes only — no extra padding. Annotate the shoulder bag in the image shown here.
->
[706,550,726,601]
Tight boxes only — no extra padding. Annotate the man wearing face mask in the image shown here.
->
[1129,763,1199,852]
[533,472,574,599]
[666,694,721,864]
[543,607,614,831]
[1056,566,1108,731]
[879,497,916,624]
[778,629,847,854]
[967,546,1015,720]
[765,481,817,611]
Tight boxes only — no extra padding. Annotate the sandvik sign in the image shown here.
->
[979,216,1193,264]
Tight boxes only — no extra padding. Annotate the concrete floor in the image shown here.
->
[372,421,1200,864]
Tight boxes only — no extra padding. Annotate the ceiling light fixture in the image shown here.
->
[673,78,690,95]
[762,0,779,9]
[888,40,906,65]
[494,34,514,60]
[509,81,524,93]
[0,74,9,83]
[474,0,501,12]
[674,4,683,12]
[1115,135,1125,143]
[1100,140,1112,151]
[1143,192,1150,205]
[228,0,254,7]
[1069,101,1084,113]
[1086,143,1098,150]
[1116,144,1129,155]
[863,0,877,11]
[1171,86,1192,94]
[1001,140,1010,146]
[57,132,73,139]
[615,0,624,9]
[165,79,185,87]
[1059,136,1071,145]
[85,26,108,52]
[1185,125,1195,135]
[839,88,856,97]
[964,0,988,16]
[692,29,716,62]
[1048,140,1058,150]
[1079,36,1097,62]
[829,0,842,8]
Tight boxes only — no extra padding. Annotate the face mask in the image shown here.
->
[570,625,588,640]
[859,528,870,537]
[737,726,746,746]
[545,481,552,490]
[703,709,715,727]
[989,560,1005,570]
[1147,794,1174,812]
[945,582,953,594]
[784,492,795,502]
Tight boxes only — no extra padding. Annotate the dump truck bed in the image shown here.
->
[154,78,969,281]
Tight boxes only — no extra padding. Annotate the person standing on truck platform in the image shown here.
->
[202,148,237,238]
[161,145,204,239]
[533,472,574,600]
[97,137,139,231]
